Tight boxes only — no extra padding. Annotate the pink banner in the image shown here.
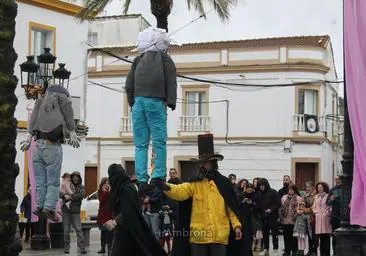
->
[27,108,38,223]
[344,0,366,226]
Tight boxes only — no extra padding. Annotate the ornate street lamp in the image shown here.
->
[53,63,71,88]
[37,47,57,86]
[19,56,40,100]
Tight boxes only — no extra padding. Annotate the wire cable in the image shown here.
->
[87,47,344,88]
[88,80,339,146]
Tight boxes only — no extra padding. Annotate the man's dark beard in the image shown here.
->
[197,166,216,180]
[284,182,289,187]
[197,166,209,180]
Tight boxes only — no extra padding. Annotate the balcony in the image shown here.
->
[120,115,210,137]
[120,117,132,135]
[293,114,326,134]
[178,116,210,134]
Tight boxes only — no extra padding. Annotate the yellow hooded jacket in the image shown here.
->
[165,179,242,245]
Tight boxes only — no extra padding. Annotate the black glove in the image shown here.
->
[168,104,175,111]
[114,213,123,226]
[154,180,171,191]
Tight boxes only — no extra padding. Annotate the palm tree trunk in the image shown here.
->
[150,0,171,32]
[156,14,168,32]
[0,1,22,255]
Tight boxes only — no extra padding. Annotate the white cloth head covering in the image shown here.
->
[136,27,170,53]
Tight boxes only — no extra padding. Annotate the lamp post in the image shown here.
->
[19,48,71,250]
[334,1,366,255]
[19,55,39,100]
[54,63,71,88]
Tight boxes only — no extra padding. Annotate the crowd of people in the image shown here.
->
[17,168,342,256]
[228,174,342,256]
[93,166,342,256]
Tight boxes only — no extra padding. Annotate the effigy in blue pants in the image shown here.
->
[132,96,167,182]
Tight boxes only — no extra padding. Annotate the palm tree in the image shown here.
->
[0,0,22,255]
[79,0,239,31]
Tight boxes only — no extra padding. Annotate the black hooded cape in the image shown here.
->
[108,164,167,256]
[171,171,248,256]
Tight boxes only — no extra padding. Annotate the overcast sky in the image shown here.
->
[106,0,343,85]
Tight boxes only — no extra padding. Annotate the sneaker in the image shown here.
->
[259,250,269,256]
[64,250,69,254]
[98,248,106,254]
[43,209,59,222]
[80,249,87,254]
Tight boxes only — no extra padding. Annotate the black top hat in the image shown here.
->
[191,134,224,162]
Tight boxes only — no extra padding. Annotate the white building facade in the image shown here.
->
[14,0,89,205]
[86,35,342,192]
[87,14,150,47]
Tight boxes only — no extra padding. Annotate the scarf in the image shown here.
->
[281,194,299,219]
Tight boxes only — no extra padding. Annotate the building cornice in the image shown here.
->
[88,63,331,78]
[17,0,82,16]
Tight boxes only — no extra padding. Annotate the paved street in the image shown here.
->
[20,229,102,256]
[20,228,287,256]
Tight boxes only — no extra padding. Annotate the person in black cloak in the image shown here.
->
[156,134,247,256]
[238,184,255,256]
[104,163,167,256]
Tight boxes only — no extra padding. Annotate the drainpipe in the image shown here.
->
[97,139,101,186]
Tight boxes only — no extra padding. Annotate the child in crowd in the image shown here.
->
[158,205,174,253]
[60,172,74,209]
[141,184,153,215]
[293,201,312,256]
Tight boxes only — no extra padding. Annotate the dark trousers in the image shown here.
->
[308,222,318,253]
[316,234,331,256]
[100,228,113,253]
[283,224,298,254]
[263,217,279,250]
[331,218,341,254]
[18,222,35,241]
[191,243,227,256]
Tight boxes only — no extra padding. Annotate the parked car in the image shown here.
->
[81,191,99,220]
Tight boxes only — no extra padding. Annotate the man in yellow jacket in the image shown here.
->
[158,134,245,256]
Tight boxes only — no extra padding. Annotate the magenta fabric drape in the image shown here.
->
[344,0,366,226]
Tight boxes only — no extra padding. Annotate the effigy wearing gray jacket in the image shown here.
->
[125,51,177,110]
[27,84,76,139]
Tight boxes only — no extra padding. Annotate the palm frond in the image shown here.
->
[186,0,239,22]
[123,0,132,14]
[77,0,113,20]
[186,0,205,18]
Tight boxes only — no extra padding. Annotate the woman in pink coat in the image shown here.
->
[312,182,332,256]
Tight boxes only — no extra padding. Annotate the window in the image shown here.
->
[180,85,210,132]
[185,91,208,116]
[29,22,56,59]
[298,89,318,115]
[88,32,98,46]
[124,160,135,176]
